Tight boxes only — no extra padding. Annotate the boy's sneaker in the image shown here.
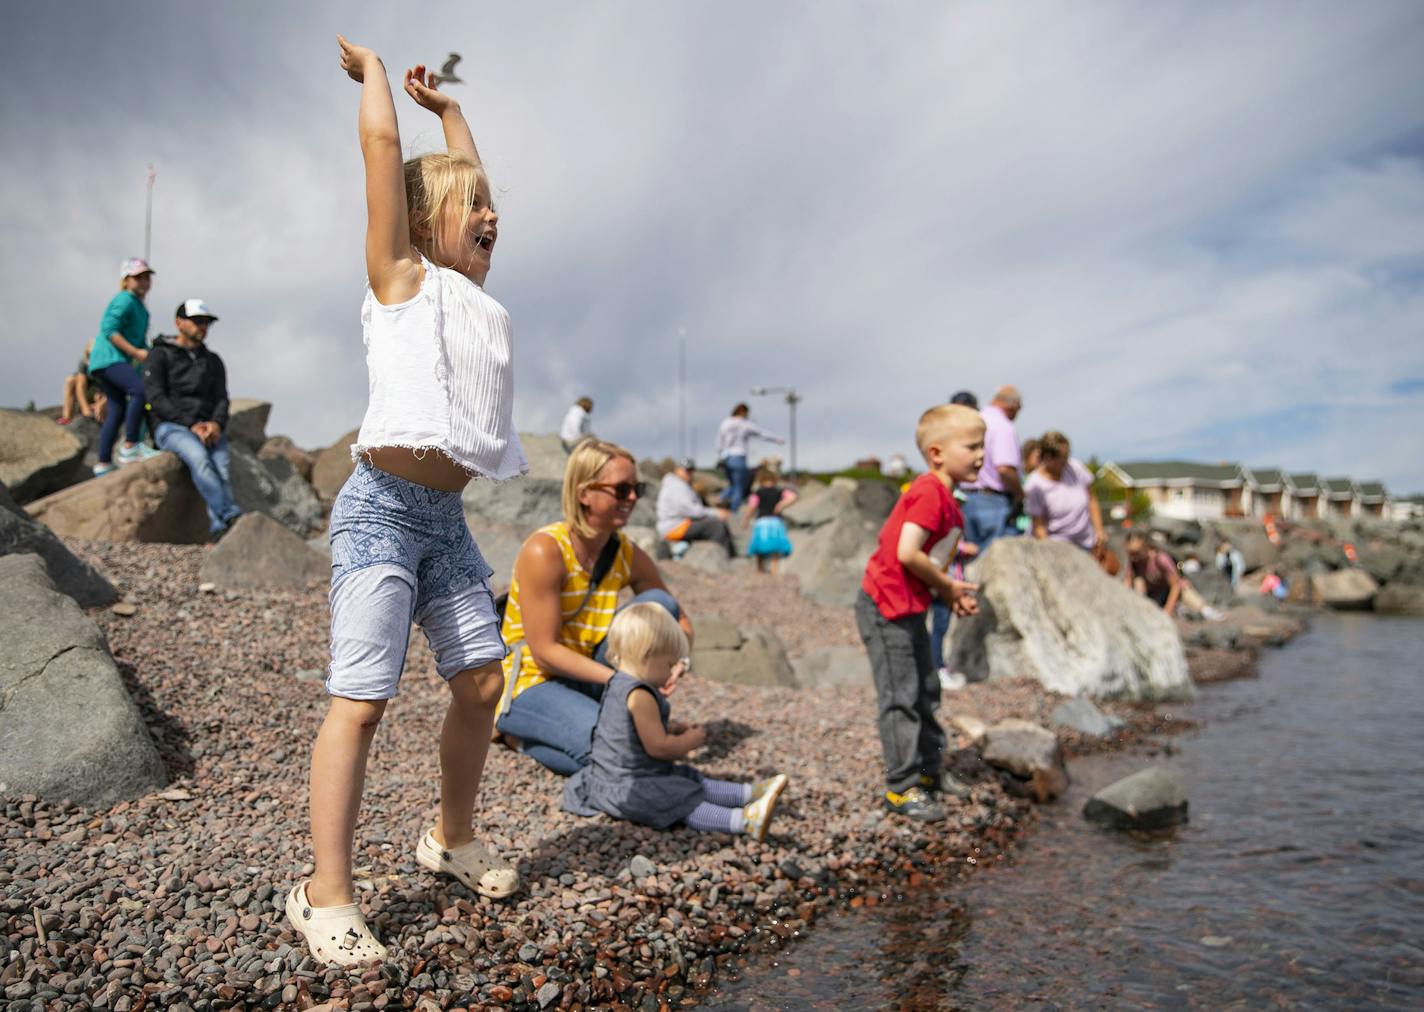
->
[920,770,973,800]
[93,462,117,477]
[937,668,967,691]
[116,443,161,465]
[883,786,945,822]
[742,774,788,842]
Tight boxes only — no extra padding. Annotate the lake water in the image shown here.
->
[703,613,1424,1010]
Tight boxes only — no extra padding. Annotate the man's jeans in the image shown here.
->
[721,454,750,511]
[929,600,950,671]
[154,422,240,534]
[962,491,1017,555]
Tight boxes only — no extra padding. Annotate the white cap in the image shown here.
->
[176,299,219,321]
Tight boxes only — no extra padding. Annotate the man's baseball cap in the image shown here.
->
[176,299,219,322]
[677,457,695,471]
[120,257,155,278]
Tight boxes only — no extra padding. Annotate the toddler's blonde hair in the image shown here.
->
[915,403,984,460]
[605,603,689,672]
[563,438,637,538]
[404,153,489,265]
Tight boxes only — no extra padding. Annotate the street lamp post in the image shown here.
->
[749,385,802,477]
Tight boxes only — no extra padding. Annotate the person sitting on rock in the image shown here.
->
[1024,431,1106,557]
[1125,531,1183,615]
[142,300,242,539]
[559,396,594,452]
[496,439,694,775]
[58,340,106,425]
[563,603,788,839]
[743,464,796,575]
[656,458,736,558]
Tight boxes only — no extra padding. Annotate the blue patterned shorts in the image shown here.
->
[326,462,504,699]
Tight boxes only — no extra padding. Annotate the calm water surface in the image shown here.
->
[704,614,1424,1010]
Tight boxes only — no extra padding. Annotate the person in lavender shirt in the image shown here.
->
[959,385,1023,551]
[1024,431,1106,559]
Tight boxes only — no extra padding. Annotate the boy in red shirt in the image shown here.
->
[858,404,985,822]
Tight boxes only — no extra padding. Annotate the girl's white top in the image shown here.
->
[352,257,527,481]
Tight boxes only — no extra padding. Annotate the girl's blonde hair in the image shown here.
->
[563,438,637,538]
[605,603,689,671]
[403,153,488,264]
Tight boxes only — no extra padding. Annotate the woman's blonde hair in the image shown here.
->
[563,438,637,538]
[1039,430,1071,460]
[605,603,689,671]
[403,153,488,264]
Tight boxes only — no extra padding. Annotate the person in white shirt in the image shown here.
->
[656,458,735,557]
[560,396,594,452]
[714,403,783,511]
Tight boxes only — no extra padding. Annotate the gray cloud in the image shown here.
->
[3,2,1423,489]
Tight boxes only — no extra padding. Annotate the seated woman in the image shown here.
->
[496,439,694,775]
[1024,430,1106,557]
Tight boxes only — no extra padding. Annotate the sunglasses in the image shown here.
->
[586,481,647,502]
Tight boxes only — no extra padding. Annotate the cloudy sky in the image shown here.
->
[3,3,1422,491]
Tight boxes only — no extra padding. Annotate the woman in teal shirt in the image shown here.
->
[90,258,162,474]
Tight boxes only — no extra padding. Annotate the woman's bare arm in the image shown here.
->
[514,534,616,686]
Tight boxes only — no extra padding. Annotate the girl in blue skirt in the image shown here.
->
[744,465,797,574]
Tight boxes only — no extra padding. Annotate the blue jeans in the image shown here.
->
[154,422,240,533]
[92,363,147,464]
[496,588,681,775]
[929,600,950,670]
[962,491,1017,554]
[721,454,750,512]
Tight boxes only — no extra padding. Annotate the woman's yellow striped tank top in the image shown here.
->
[500,521,634,700]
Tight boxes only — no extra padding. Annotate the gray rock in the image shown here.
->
[692,624,797,688]
[948,539,1194,701]
[1311,568,1378,610]
[198,513,329,591]
[851,480,899,527]
[1185,568,1234,609]
[305,534,331,558]
[310,427,360,502]
[1049,697,1123,738]
[0,481,117,607]
[0,554,166,805]
[780,479,852,529]
[469,519,526,591]
[1207,521,1276,572]
[0,408,87,503]
[1359,543,1407,585]
[629,854,656,879]
[1373,583,1424,617]
[1149,516,1202,545]
[622,524,657,557]
[462,477,563,539]
[257,435,315,482]
[25,452,210,544]
[230,444,322,536]
[1082,767,1188,831]
[981,718,1069,801]
[792,645,872,689]
[518,432,570,483]
[781,514,877,608]
[225,399,271,450]
[692,616,744,651]
[677,541,734,573]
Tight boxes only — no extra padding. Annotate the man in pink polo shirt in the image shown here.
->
[960,385,1024,552]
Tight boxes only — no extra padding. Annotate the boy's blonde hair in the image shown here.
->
[563,438,637,538]
[605,603,689,670]
[404,153,489,264]
[915,403,984,460]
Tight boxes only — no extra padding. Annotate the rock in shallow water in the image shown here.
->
[1049,697,1123,738]
[1082,767,1188,831]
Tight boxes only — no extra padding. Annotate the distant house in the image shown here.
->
[1100,461,1248,521]
[1356,481,1388,518]
[1388,495,1424,522]
[1286,473,1323,520]
[1321,478,1360,518]
[1242,467,1288,517]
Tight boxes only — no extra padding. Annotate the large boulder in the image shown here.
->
[230,443,323,536]
[310,427,361,502]
[781,514,877,608]
[947,539,1194,701]
[0,408,87,503]
[0,554,166,805]
[676,541,735,573]
[690,618,797,688]
[1185,568,1234,609]
[463,477,564,539]
[781,479,853,529]
[1082,767,1188,831]
[26,452,209,545]
[1372,582,1424,617]
[980,718,1069,802]
[791,645,872,689]
[198,512,329,591]
[1311,568,1378,610]
[1149,516,1203,545]
[225,398,271,450]
[258,435,315,482]
[0,481,117,607]
[519,431,570,482]
[470,518,526,591]
[1207,521,1276,572]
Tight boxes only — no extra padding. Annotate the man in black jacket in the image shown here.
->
[143,300,241,537]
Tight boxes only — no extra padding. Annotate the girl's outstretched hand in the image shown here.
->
[338,35,380,83]
[404,65,458,115]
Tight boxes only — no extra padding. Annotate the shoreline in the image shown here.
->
[1,540,1281,1010]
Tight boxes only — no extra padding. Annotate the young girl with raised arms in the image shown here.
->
[286,37,527,967]
[563,603,789,839]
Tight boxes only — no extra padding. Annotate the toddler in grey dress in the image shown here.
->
[563,604,788,839]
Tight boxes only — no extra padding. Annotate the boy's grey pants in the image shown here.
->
[855,591,946,794]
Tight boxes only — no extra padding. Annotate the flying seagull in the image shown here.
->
[430,53,463,86]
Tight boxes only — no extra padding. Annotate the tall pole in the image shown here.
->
[143,165,156,262]
[787,391,799,477]
[678,327,686,459]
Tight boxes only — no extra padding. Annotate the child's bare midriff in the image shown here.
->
[367,445,472,492]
